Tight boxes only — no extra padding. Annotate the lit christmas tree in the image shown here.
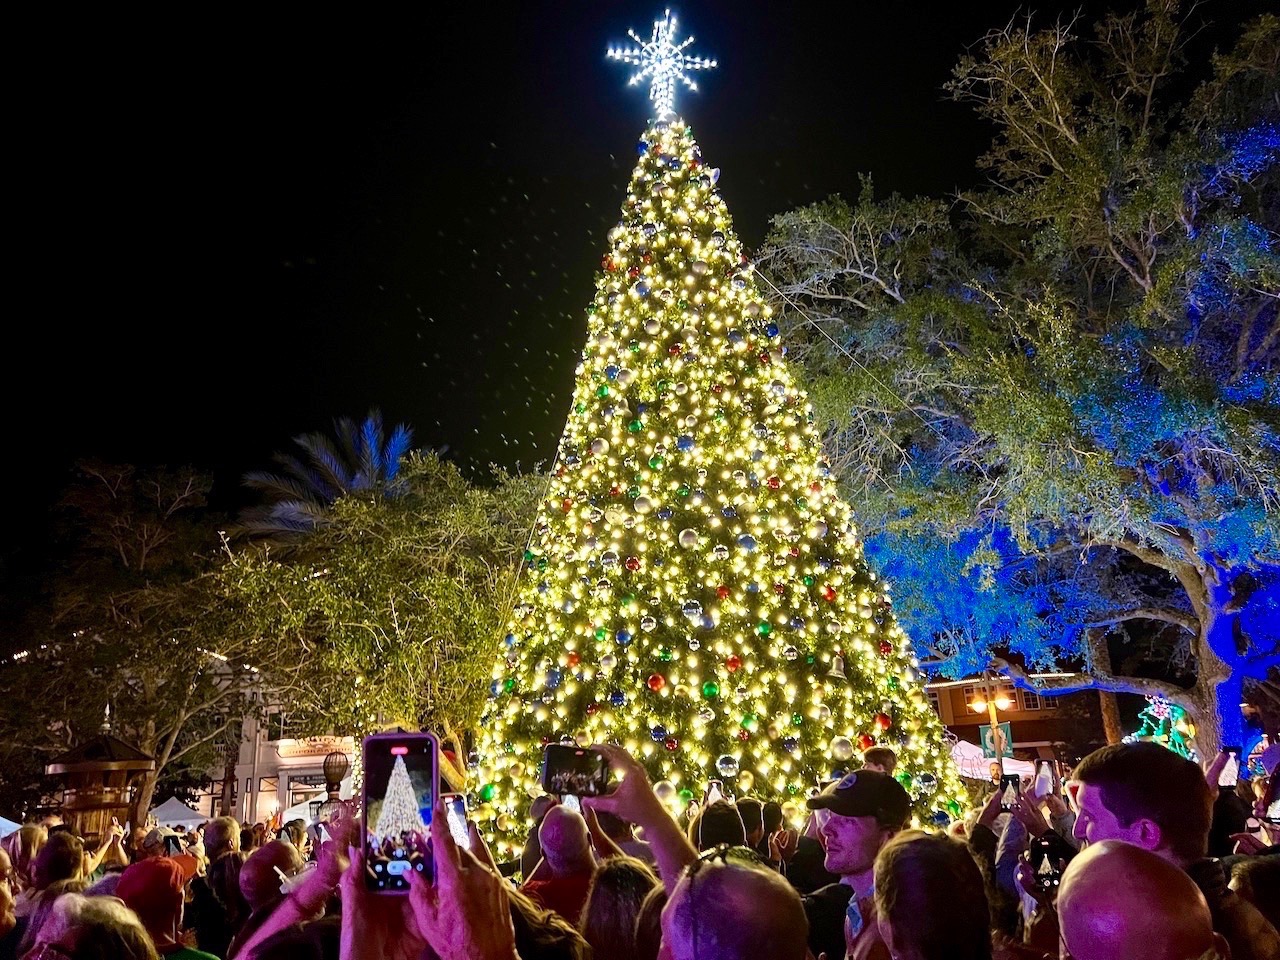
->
[475,11,964,856]
[373,754,427,840]
[1123,695,1196,759]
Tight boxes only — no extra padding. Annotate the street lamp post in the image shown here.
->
[970,670,1013,777]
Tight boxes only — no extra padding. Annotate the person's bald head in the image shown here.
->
[538,805,592,874]
[239,840,302,910]
[1058,841,1223,960]
[661,850,808,960]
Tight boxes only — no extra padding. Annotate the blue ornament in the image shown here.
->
[746,582,760,593]
[728,329,743,343]
[928,810,951,827]
[700,615,715,630]
[489,680,501,697]
[636,282,650,297]
[616,630,633,646]
[677,435,695,451]
[637,140,648,155]
[790,616,806,630]
[637,402,649,414]
[651,725,669,742]
[751,449,764,462]
[668,156,682,169]
[504,633,516,647]
[765,323,779,337]
[562,600,576,613]
[738,534,758,551]
[605,365,620,380]
[609,690,627,707]
[721,505,737,518]
[546,669,563,690]
[782,737,799,752]
[657,507,674,520]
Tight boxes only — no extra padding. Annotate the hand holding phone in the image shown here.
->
[362,731,439,893]
[541,744,610,797]
[999,774,1022,812]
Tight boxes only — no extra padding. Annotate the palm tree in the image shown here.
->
[234,410,413,546]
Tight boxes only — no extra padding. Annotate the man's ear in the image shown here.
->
[1132,817,1164,852]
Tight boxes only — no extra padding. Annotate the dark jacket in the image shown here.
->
[1187,857,1280,960]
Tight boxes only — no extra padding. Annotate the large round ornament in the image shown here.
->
[679,529,700,548]
[831,737,854,761]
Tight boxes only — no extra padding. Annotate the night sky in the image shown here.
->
[7,1,1252,561]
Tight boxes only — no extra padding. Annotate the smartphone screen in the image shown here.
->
[560,794,582,814]
[441,793,469,847]
[999,774,1021,811]
[1219,753,1240,787]
[1030,837,1065,891]
[541,744,609,797]
[363,732,438,892]
[706,780,725,805]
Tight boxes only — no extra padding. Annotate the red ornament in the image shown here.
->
[858,733,876,750]
[562,498,573,513]
[789,546,800,557]
[567,652,581,667]
[642,252,653,264]
[810,481,823,493]
[609,485,622,497]
[759,350,772,363]
[821,585,838,602]
[664,737,679,751]
[773,582,786,595]
[541,736,553,746]
[878,640,893,656]
[874,712,892,732]
[712,383,724,394]
[725,655,743,673]
[716,585,731,599]
[586,702,601,716]
[737,729,751,741]
[669,344,682,356]
[625,556,642,571]
[767,475,781,489]
[603,256,618,272]
[647,674,666,692]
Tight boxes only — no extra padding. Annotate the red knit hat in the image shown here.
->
[115,857,187,934]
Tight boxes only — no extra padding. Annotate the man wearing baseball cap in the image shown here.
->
[116,856,215,958]
[801,769,911,960]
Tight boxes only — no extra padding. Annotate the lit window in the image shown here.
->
[1022,689,1042,711]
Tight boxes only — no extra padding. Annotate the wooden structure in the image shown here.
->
[44,735,155,841]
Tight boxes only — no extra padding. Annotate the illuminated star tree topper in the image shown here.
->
[607,9,717,120]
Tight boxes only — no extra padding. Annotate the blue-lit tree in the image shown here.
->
[761,4,1278,756]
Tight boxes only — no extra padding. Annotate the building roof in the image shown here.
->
[45,735,156,776]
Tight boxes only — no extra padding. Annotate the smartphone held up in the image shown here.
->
[541,744,610,797]
[362,731,440,893]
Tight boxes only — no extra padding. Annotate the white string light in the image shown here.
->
[607,9,717,119]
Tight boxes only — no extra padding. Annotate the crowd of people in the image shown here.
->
[1,739,1277,960]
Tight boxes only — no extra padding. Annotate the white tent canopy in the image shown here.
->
[950,737,1037,780]
[150,797,207,830]
[0,817,20,839]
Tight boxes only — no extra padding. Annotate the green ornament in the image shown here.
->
[595,627,608,642]
[659,647,673,662]
[628,419,644,433]
[805,655,816,665]
[587,304,597,314]
[947,800,963,817]
[478,783,496,802]
[678,788,694,802]
[649,455,664,469]
[678,485,690,497]
[576,402,587,413]
[628,486,640,499]
[741,713,758,730]
[791,713,804,726]
[896,772,912,787]
[887,676,900,690]
[502,678,515,692]
[629,340,641,353]
[656,379,669,392]
[802,575,815,587]
[796,497,808,510]
[787,783,801,795]
[523,550,535,562]
[701,680,720,699]
[756,622,771,636]
[597,385,610,398]
[536,557,548,570]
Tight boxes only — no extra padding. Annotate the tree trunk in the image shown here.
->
[129,771,157,830]
[1089,634,1124,743]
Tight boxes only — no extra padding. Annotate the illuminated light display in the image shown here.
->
[474,26,964,860]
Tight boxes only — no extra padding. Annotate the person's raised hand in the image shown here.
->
[1204,750,1230,800]
[581,743,666,828]
[1043,791,1070,820]
[407,800,518,960]
[769,827,800,863]
[1011,792,1051,837]
[1014,851,1056,906]
[978,789,1004,829]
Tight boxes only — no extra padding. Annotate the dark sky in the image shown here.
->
[7,1,1254,553]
